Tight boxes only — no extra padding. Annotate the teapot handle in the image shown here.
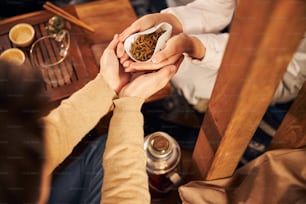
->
[167,171,182,186]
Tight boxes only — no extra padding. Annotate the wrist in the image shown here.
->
[119,88,138,99]
[98,73,119,96]
[186,35,206,60]
[113,97,144,112]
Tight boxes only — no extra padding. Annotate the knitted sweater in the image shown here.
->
[42,75,150,203]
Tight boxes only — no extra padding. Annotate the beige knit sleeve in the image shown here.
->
[43,75,116,175]
[101,97,150,204]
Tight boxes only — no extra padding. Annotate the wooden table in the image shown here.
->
[0,0,134,102]
[76,0,138,63]
[0,0,171,103]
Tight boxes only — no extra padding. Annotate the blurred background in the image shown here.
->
[0,0,191,19]
[0,0,201,149]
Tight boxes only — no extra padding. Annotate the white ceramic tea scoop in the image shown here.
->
[124,22,172,62]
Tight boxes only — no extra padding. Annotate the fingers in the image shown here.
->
[122,34,184,71]
[120,52,130,64]
[151,48,178,64]
[124,53,182,72]
[106,34,119,51]
[174,55,184,67]
[141,64,178,96]
[124,61,155,72]
[120,53,130,64]
[119,64,178,99]
[119,22,141,41]
[151,35,185,63]
[116,41,125,58]
[119,14,157,41]
[122,59,132,68]
[153,64,178,84]
[116,39,132,67]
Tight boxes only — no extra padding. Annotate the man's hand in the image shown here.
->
[99,34,130,94]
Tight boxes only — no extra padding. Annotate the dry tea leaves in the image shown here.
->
[130,28,165,62]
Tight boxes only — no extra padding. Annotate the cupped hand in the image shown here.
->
[117,13,182,60]
[119,56,183,99]
[122,33,193,72]
[99,34,130,94]
[118,13,182,43]
[119,65,178,99]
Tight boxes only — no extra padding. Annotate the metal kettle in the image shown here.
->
[144,131,182,196]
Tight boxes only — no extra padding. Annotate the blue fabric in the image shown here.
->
[48,134,107,204]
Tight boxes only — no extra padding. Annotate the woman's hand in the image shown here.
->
[116,13,183,62]
[118,13,182,43]
[119,64,178,100]
[119,56,182,99]
[99,34,130,94]
[121,33,206,72]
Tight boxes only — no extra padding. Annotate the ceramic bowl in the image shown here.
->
[124,22,172,62]
[9,23,35,47]
[0,48,25,65]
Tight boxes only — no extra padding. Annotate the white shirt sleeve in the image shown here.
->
[164,0,306,106]
[161,0,236,34]
[272,35,306,104]
[172,33,306,106]
[171,33,229,105]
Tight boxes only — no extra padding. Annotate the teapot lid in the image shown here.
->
[144,132,181,175]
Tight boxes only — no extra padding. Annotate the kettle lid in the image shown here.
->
[144,132,181,175]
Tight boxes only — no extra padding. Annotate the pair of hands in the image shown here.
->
[100,34,179,100]
[116,13,206,72]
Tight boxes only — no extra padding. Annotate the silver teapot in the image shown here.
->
[144,131,182,197]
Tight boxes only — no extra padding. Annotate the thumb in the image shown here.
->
[151,43,179,64]
[149,64,178,88]
[116,41,125,58]
[155,65,178,79]
[105,34,119,51]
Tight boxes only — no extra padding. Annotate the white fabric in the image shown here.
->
[272,35,306,104]
[171,33,229,105]
[162,0,306,105]
[163,0,236,34]
[166,0,194,7]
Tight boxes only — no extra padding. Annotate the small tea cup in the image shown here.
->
[124,22,172,62]
[0,48,25,65]
[9,23,35,47]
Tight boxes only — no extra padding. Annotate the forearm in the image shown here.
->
[101,97,150,204]
[43,74,116,175]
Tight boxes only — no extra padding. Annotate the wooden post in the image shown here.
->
[269,82,306,149]
[193,0,306,180]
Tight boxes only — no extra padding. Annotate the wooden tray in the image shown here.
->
[0,6,98,102]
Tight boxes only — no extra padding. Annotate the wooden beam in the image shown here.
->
[193,0,306,180]
[269,82,306,149]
